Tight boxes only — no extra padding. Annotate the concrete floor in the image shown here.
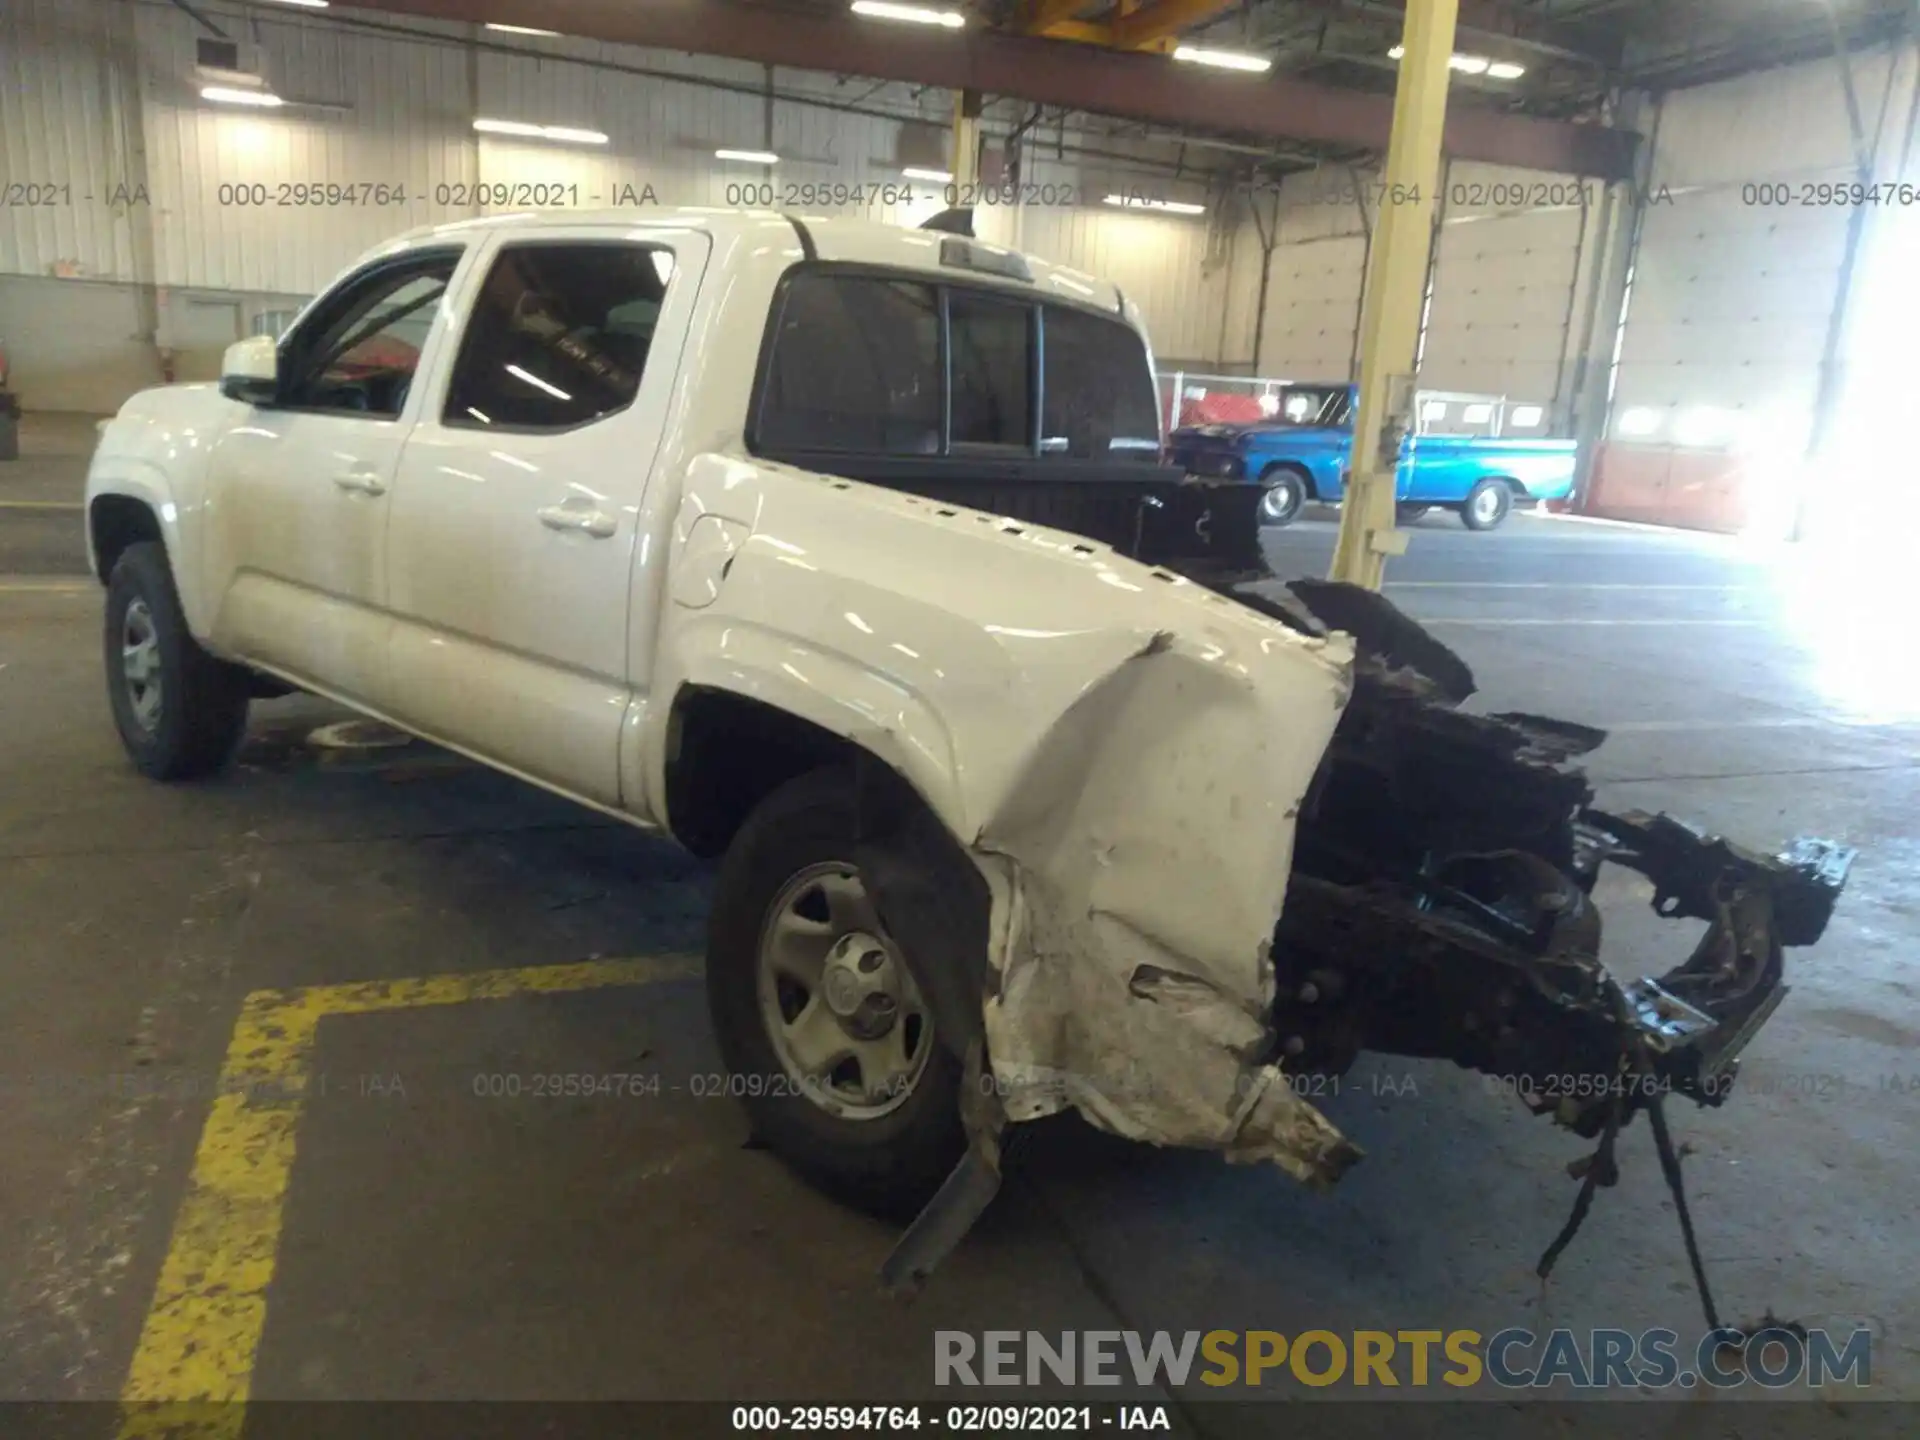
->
[3,418,1916,1434]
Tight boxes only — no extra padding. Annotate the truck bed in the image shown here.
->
[807,457,1268,575]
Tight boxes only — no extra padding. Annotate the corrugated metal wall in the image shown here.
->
[133,3,475,295]
[0,0,1240,386]
[0,0,143,282]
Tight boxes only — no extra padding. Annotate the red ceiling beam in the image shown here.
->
[349,0,1640,179]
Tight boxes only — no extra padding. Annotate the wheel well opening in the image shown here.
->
[664,687,871,859]
[90,495,162,582]
[1262,462,1317,498]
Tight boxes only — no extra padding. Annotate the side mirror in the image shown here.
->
[219,336,279,405]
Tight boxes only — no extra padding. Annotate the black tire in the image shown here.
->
[104,541,250,780]
[706,766,965,1219]
[1460,478,1515,532]
[1396,504,1431,524]
[1257,467,1308,527]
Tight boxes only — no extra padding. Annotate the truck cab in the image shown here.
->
[1166,381,1579,530]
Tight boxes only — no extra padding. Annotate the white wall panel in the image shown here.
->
[0,0,143,281]
[1422,162,1601,405]
[1224,171,1370,380]
[1255,236,1367,382]
[1605,48,1917,452]
[1611,189,1846,451]
[992,180,1230,367]
[1652,54,1898,190]
[0,276,159,409]
[1228,160,1600,400]
[136,6,474,296]
[1,0,1249,387]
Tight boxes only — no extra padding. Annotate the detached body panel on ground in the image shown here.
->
[82,212,1850,1298]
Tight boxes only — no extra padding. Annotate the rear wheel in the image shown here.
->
[1258,468,1307,527]
[706,766,965,1218]
[1460,479,1515,532]
[103,542,250,780]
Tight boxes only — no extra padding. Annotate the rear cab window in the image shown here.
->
[750,267,1161,472]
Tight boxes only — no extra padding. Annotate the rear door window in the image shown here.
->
[443,242,675,431]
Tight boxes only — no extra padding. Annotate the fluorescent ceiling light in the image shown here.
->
[505,364,571,401]
[473,117,608,145]
[1103,193,1205,216]
[485,22,560,36]
[202,87,286,107]
[903,166,953,183]
[1389,44,1524,79]
[1172,45,1271,73]
[263,0,328,7]
[1618,407,1663,437]
[850,1,965,27]
[716,148,780,164]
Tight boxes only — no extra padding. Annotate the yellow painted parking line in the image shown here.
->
[0,579,90,593]
[0,498,84,510]
[119,955,701,1435]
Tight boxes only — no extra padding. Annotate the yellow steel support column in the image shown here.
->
[1328,0,1460,589]
[951,89,984,191]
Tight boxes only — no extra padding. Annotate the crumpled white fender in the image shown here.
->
[973,626,1364,1184]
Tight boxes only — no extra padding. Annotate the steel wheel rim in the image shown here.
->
[121,598,163,733]
[1473,486,1504,523]
[1261,479,1298,521]
[755,860,933,1120]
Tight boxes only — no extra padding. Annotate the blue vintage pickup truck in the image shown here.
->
[1165,383,1577,530]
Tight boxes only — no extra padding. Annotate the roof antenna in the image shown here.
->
[919,206,975,237]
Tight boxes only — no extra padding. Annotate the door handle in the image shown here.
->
[537,503,618,539]
[333,470,388,496]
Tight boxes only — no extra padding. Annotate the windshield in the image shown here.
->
[1265,385,1350,428]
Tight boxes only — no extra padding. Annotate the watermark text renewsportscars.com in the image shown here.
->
[935,1327,1871,1390]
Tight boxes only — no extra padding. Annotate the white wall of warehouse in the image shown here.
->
[1611,47,1920,457]
[1204,37,1920,477]
[0,0,1234,409]
[1217,160,1611,416]
[9,0,1917,465]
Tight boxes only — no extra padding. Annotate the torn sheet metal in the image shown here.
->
[972,623,1364,1185]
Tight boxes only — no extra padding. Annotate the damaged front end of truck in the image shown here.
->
[872,500,1851,1323]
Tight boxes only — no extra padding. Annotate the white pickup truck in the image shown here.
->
[86,210,1849,1291]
